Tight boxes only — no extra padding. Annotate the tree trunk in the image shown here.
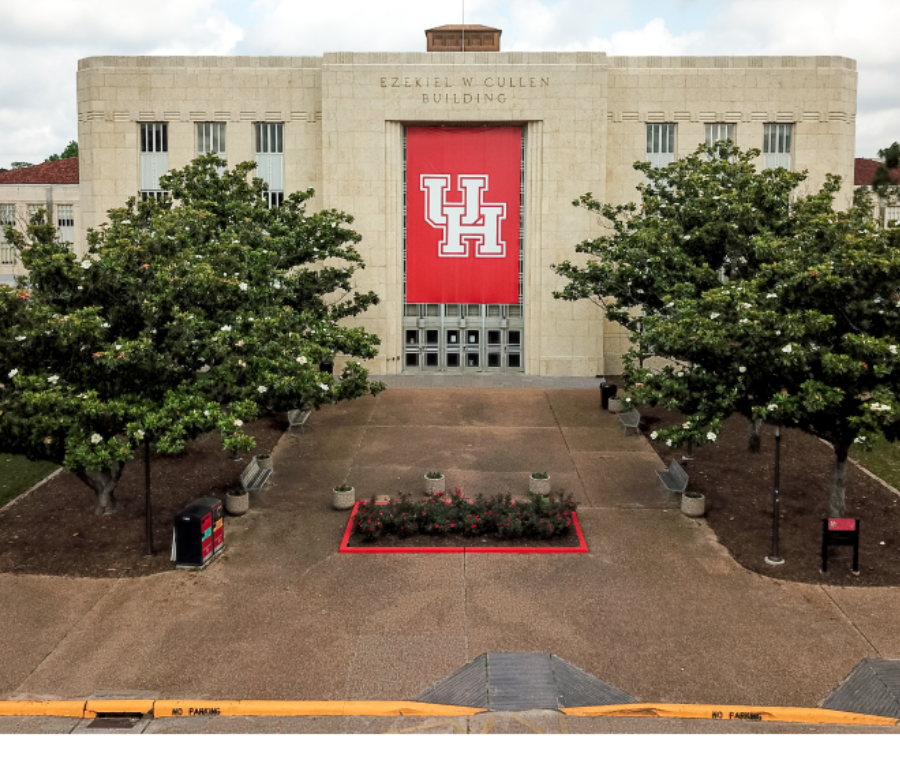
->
[829,445,850,519]
[747,418,763,454]
[75,462,125,515]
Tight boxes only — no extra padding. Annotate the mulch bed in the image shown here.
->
[640,406,900,586]
[0,417,285,579]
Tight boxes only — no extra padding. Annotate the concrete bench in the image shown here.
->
[287,405,312,433]
[618,408,641,435]
[656,459,689,496]
[241,457,272,495]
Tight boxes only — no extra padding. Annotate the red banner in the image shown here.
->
[406,126,521,304]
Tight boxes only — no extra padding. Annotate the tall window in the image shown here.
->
[57,204,75,245]
[763,124,792,170]
[255,123,284,207]
[705,123,735,146]
[197,122,227,175]
[0,204,16,267]
[646,123,676,168]
[140,122,169,199]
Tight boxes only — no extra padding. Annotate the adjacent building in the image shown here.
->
[65,27,861,374]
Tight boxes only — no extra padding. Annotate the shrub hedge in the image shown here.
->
[352,489,577,542]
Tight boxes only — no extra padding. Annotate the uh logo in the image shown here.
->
[421,174,507,257]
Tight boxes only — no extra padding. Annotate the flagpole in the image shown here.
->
[462,0,465,53]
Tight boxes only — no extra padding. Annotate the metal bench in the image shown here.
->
[240,456,273,495]
[287,405,312,433]
[618,408,641,435]
[656,459,689,496]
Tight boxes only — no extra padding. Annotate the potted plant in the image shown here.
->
[529,471,551,496]
[424,471,445,495]
[333,484,356,510]
[681,491,706,517]
[255,452,273,471]
[607,396,626,413]
[225,486,249,516]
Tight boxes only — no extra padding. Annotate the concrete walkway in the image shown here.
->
[1,388,898,719]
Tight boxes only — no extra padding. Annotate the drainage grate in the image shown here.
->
[821,659,900,719]
[417,652,639,711]
[87,716,143,730]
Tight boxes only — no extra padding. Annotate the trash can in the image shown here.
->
[171,497,224,569]
[600,382,618,410]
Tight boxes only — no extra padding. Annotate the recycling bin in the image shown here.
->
[171,496,224,568]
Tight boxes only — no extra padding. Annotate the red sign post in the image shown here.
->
[406,126,521,303]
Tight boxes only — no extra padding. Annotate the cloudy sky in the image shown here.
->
[1,0,897,168]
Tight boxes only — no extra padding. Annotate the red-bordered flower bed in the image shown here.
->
[339,490,588,554]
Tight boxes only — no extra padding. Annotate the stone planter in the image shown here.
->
[529,475,551,496]
[607,398,626,413]
[225,491,249,516]
[424,474,445,495]
[332,486,356,510]
[681,492,706,517]
[255,454,273,472]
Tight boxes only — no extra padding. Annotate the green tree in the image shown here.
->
[555,141,803,449]
[0,154,384,516]
[555,142,900,517]
[44,141,78,163]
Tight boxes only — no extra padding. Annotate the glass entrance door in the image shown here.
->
[402,303,524,373]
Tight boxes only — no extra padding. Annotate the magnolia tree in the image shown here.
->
[555,143,900,517]
[555,141,804,449]
[0,155,384,514]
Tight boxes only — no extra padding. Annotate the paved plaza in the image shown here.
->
[2,384,899,733]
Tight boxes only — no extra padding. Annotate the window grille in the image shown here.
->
[197,122,226,155]
[646,123,676,167]
[705,123,735,145]
[255,123,284,202]
[140,122,169,193]
[57,204,74,244]
[763,124,792,170]
[0,204,16,266]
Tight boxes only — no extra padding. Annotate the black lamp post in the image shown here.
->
[765,422,785,566]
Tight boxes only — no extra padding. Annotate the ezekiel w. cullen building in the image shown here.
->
[6,25,858,375]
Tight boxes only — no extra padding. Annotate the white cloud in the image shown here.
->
[2,0,899,164]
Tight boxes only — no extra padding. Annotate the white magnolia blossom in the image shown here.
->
[239,282,248,292]
[257,385,267,393]
[625,397,631,403]
[121,219,131,225]
[101,322,109,328]
[666,439,673,447]
[743,303,752,309]
[233,419,244,427]
[870,402,892,413]
[855,436,866,444]
[890,345,898,355]
[14,335,25,341]
[81,260,92,269]
[766,293,777,298]
[8,369,18,378]
[706,431,717,442]
[739,366,747,373]
[767,403,778,411]
[135,429,145,439]
[709,312,720,319]
[676,371,684,377]
[203,410,210,417]
[48,375,59,384]
[296,356,308,365]
[682,421,692,429]
[90,433,103,444]
[739,318,749,324]
[319,383,329,391]
[198,365,210,373]
[782,344,792,353]
[220,325,231,332]
[650,431,658,440]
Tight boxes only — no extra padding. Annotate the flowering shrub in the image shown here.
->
[353,489,577,543]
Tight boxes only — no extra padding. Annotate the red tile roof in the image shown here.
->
[0,158,79,185]
[855,157,900,186]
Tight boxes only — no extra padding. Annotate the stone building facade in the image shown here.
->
[75,48,857,376]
